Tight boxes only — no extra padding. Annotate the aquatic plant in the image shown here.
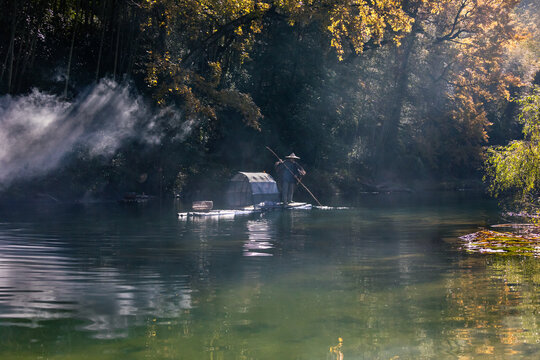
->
[460,229,540,257]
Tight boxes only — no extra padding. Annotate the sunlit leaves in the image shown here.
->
[485,87,540,199]
[403,0,527,174]
[325,1,413,59]
[140,0,418,132]
[460,230,540,256]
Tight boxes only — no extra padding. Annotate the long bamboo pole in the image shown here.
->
[266,146,322,206]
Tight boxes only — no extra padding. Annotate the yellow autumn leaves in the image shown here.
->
[326,1,413,59]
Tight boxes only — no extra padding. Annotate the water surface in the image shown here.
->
[0,193,538,359]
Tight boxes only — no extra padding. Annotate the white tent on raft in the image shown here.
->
[225,172,280,208]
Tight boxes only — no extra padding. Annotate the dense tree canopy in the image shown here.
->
[0,0,538,200]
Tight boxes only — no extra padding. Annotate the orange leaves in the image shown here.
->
[402,0,527,175]
[419,0,525,145]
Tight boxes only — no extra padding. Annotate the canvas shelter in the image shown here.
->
[225,172,279,208]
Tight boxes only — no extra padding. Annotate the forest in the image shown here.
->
[0,0,539,203]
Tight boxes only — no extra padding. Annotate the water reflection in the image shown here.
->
[0,222,194,339]
[441,257,540,357]
[243,220,274,257]
[0,195,538,359]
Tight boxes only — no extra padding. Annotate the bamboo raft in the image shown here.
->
[178,202,313,219]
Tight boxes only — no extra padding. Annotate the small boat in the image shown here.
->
[191,200,213,211]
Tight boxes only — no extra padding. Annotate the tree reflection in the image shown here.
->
[2,202,539,359]
[443,257,540,357]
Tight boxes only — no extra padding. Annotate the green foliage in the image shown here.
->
[0,0,538,199]
[485,87,540,199]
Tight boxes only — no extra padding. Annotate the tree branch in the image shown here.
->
[436,0,469,43]
[181,6,282,68]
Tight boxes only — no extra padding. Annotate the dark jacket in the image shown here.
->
[275,159,306,184]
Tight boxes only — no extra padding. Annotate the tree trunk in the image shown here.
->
[1,38,13,88]
[95,0,107,82]
[16,29,37,92]
[113,18,121,82]
[375,32,417,176]
[7,32,15,93]
[15,5,42,93]
[5,2,17,93]
[64,20,78,98]
[126,9,140,77]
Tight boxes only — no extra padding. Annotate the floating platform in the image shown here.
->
[178,202,312,219]
[178,206,261,219]
[251,201,312,210]
[282,202,312,210]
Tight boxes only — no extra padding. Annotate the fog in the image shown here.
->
[0,79,182,187]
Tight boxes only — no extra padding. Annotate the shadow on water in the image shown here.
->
[0,192,538,359]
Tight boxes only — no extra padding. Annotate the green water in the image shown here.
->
[0,193,539,359]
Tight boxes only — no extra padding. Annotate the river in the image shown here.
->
[0,192,538,359]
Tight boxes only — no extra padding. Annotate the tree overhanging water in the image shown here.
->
[0,1,538,201]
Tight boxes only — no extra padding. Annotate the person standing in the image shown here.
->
[275,153,306,204]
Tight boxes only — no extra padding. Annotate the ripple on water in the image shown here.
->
[0,199,538,358]
[242,219,275,257]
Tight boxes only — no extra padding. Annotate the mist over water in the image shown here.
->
[0,79,182,187]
